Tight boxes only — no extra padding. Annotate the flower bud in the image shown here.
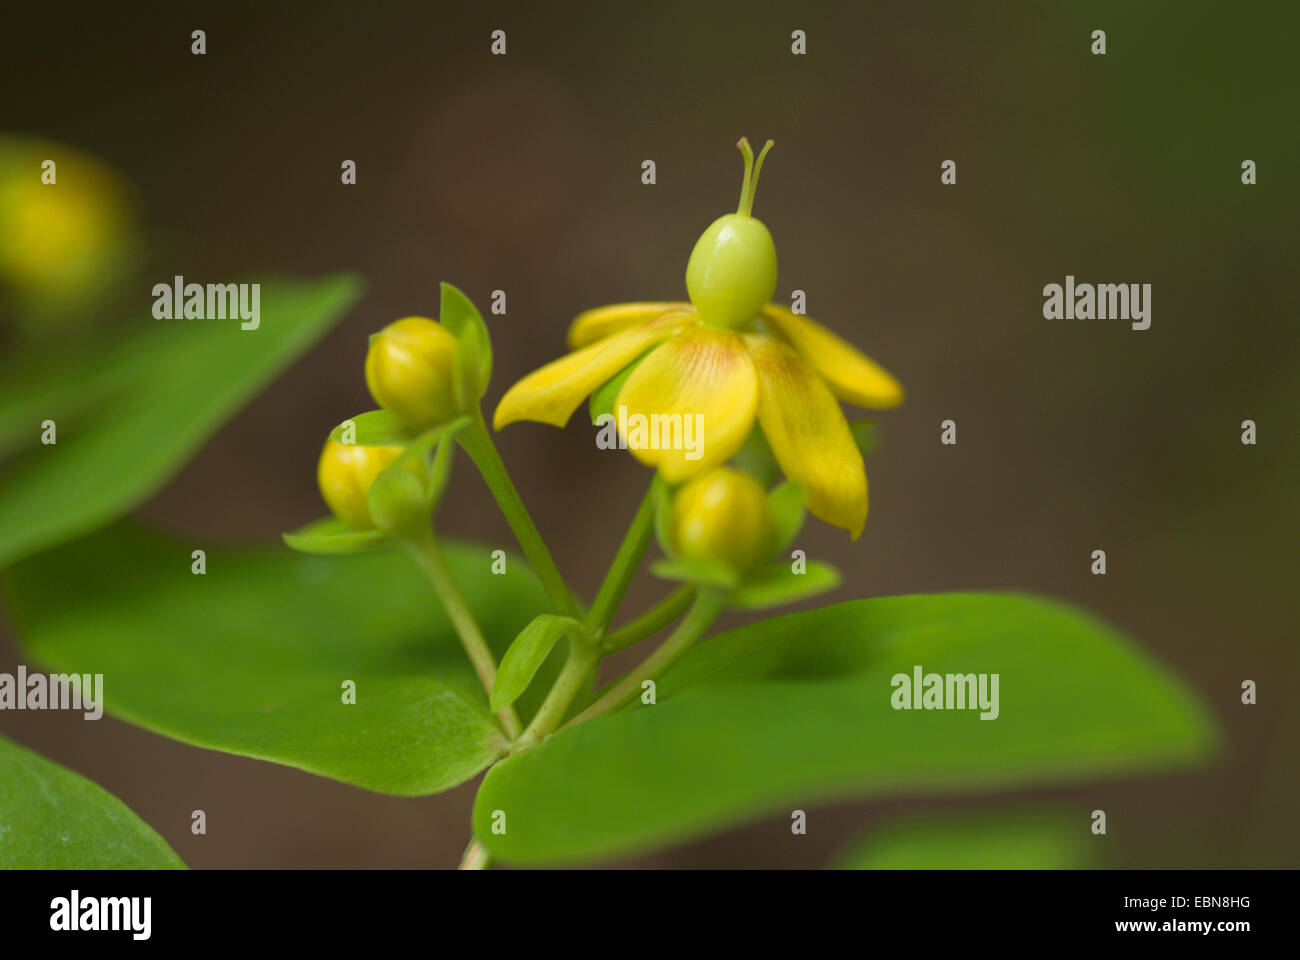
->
[0,136,133,316]
[317,439,408,530]
[364,316,459,427]
[671,467,774,571]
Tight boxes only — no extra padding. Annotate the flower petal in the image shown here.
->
[747,334,868,539]
[568,302,692,349]
[494,313,691,430]
[615,326,758,483]
[761,304,904,409]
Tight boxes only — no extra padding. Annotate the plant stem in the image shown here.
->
[459,838,492,870]
[567,589,725,727]
[513,638,600,751]
[585,476,660,638]
[403,529,522,739]
[457,412,581,618]
[601,584,696,653]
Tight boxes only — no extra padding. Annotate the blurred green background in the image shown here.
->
[0,0,1295,867]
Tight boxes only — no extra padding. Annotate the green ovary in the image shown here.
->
[686,213,778,330]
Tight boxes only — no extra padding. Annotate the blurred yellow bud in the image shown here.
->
[317,439,410,530]
[0,136,133,313]
[364,316,460,427]
[672,467,774,571]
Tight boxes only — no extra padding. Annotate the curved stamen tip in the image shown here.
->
[735,137,775,217]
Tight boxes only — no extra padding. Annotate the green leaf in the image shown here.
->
[728,560,840,610]
[834,809,1095,870]
[492,615,583,712]
[3,522,551,796]
[766,481,805,554]
[282,516,388,555]
[0,273,363,567]
[0,735,185,868]
[651,557,740,590]
[472,593,1217,864]
[0,343,136,460]
[328,410,424,446]
[439,282,492,402]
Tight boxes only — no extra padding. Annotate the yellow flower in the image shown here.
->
[494,139,902,540]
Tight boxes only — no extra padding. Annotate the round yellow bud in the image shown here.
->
[364,316,459,427]
[316,439,408,530]
[0,136,132,310]
[671,468,774,571]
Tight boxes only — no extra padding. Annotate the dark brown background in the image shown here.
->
[1,0,1296,867]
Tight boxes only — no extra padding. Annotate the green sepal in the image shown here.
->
[367,468,429,535]
[282,516,389,555]
[651,556,740,591]
[728,560,841,610]
[766,480,805,555]
[439,282,493,407]
[426,435,457,506]
[372,416,470,508]
[491,614,584,712]
[849,420,878,457]
[328,410,423,446]
[588,353,649,424]
[729,426,780,487]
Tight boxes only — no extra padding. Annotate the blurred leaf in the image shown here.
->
[3,522,551,796]
[282,516,389,555]
[492,615,583,712]
[0,734,184,869]
[834,809,1094,870]
[328,410,423,446]
[473,593,1217,864]
[0,273,363,567]
[728,560,840,610]
[0,344,138,459]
